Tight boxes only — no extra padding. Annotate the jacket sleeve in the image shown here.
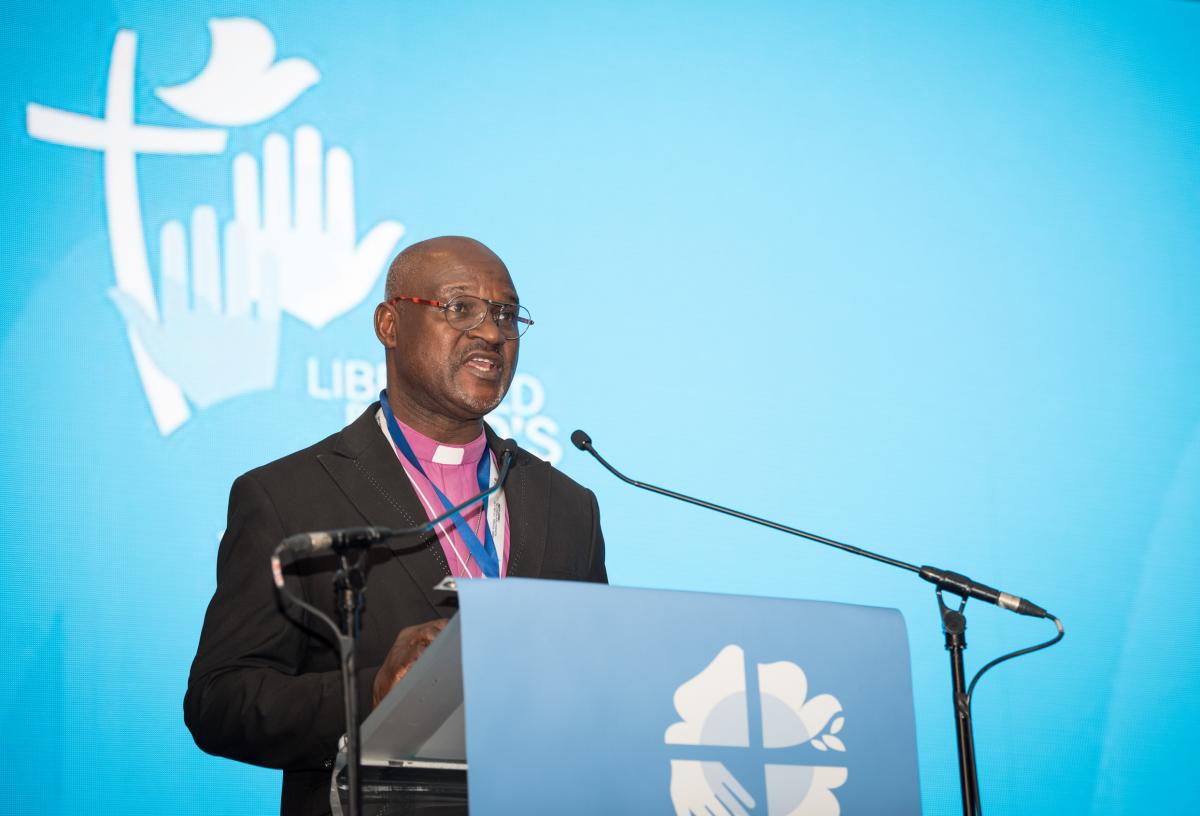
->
[183,473,379,770]
[586,487,608,584]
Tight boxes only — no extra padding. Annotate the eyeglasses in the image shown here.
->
[390,294,534,340]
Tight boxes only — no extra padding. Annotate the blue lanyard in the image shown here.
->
[379,391,500,578]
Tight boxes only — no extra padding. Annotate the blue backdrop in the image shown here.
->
[3,1,1198,813]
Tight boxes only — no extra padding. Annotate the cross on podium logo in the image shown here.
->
[665,645,849,816]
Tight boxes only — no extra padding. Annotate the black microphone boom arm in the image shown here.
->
[570,429,1045,617]
[570,428,1063,816]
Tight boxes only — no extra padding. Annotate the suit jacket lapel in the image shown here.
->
[318,404,452,617]
[489,427,548,578]
[316,408,548,602]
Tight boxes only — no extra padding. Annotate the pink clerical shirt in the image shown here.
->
[377,411,510,579]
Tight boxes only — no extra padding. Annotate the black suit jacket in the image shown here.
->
[184,403,607,815]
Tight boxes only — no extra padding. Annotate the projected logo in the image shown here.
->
[25,18,393,434]
[666,645,848,816]
[24,17,563,462]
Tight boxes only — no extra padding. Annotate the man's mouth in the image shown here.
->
[460,350,504,378]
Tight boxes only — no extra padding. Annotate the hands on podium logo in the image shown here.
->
[666,645,848,816]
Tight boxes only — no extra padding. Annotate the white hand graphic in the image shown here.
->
[670,760,756,816]
[233,125,404,329]
[108,206,281,409]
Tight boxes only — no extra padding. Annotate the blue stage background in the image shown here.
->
[3,1,1198,813]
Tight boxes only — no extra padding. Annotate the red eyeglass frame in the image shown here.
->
[388,294,534,336]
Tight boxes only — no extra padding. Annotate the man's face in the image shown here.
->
[379,246,520,425]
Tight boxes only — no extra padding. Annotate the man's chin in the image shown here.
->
[452,372,510,416]
[453,387,507,418]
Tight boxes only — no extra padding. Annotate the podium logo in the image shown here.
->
[665,645,848,816]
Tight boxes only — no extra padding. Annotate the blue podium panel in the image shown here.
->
[458,579,920,816]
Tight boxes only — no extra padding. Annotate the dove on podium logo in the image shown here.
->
[26,17,404,435]
[666,645,849,816]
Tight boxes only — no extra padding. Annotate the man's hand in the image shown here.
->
[372,618,448,708]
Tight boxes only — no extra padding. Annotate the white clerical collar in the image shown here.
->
[431,445,465,465]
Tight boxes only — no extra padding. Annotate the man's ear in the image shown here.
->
[374,302,397,348]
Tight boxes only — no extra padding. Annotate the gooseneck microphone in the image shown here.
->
[280,527,391,556]
[917,566,1048,618]
[569,429,1048,618]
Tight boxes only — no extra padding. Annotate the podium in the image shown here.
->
[334,579,921,815]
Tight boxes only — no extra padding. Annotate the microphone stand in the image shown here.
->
[939,589,979,814]
[270,445,516,816]
[334,549,367,816]
[571,430,1062,816]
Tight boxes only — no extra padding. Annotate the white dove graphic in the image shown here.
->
[758,660,845,751]
[157,18,319,126]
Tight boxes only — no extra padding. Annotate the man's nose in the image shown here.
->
[468,309,507,343]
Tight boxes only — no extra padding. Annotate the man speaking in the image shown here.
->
[184,236,608,815]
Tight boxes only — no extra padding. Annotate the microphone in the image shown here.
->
[918,566,1047,618]
[272,441,518,587]
[280,527,392,556]
[572,428,1049,619]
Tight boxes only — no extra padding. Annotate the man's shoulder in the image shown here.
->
[240,430,339,483]
[543,457,596,498]
[480,423,597,502]
[237,403,380,491]
[506,441,597,502]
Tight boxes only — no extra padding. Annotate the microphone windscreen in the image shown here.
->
[570,429,592,450]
